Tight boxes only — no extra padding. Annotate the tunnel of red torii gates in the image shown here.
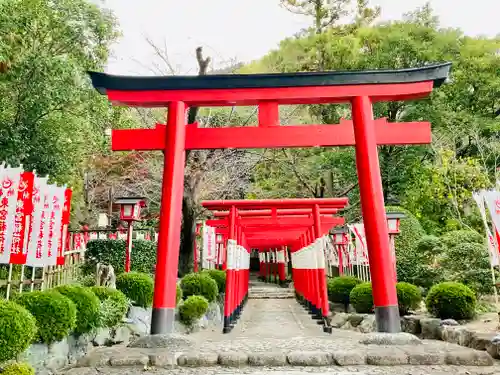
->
[88,61,451,335]
[202,198,348,333]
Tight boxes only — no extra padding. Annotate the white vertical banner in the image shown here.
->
[484,190,500,237]
[25,176,49,267]
[46,186,65,267]
[0,166,23,264]
[473,191,499,266]
[349,224,370,265]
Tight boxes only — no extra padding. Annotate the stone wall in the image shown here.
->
[330,312,500,359]
[16,301,222,374]
[18,325,133,375]
[126,300,223,335]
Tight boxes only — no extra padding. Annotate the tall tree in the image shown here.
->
[0,0,121,213]
[280,0,351,33]
[280,0,380,33]
[245,4,500,231]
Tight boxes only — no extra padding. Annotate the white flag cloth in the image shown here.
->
[25,176,49,267]
[348,224,369,265]
[477,191,500,266]
[0,166,23,264]
[46,186,65,266]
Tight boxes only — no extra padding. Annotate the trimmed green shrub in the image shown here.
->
[79,274,96,287]
[0,300,37,362]
[55,285,101,334]
[201,269,226,293]
[116,272,154,308]
[15,291,77,344]
[90,287,129,328]
[349,283,374,314]
[386,206,426,285]
[426,282,476,320]
[396,282,422,315]
[441,230,483,249]
[327,276,362,311]
[84,239,156,275]
[180,273,218,302]
[1,363,35,375]
[415,235,443,257]
[179,295,209,326]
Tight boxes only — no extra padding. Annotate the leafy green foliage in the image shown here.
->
[440,241,493,297]
[405,152,491,234]
[179,295,209,326]
[201,269,227,293]
[426,282,476,320]
[116,272,154,308]
[0,0,123,212]
[349,283,373,313]
[176,284,183,305]
[1,363,35,375]
[326,276,362,310]
[180,273,219,303]
[0,300,37,362]
[15,291,76,344]
[385,207,429,287]
[245,6,500,238]
[84,240,157,275]
[55,285,100,334]
[441,230,484,249]
[90,287,128,328]
[396,282,422,315]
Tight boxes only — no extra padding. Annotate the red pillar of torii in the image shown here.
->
[88,62,451,334]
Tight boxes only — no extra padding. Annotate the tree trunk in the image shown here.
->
[179,193,196,276]
[177,47,210,276]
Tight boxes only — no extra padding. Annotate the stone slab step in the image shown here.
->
[248,295,295,299]
[74,346,495,370]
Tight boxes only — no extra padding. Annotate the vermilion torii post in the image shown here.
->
[88,62,451,334]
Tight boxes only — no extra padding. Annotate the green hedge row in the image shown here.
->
[84,239,156,275]
[0,285,129,364]
[327,276,475,320]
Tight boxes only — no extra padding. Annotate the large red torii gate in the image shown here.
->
[88,62,451,334]
[203,198,346,333]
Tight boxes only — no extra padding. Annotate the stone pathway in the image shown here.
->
[60,281,500,374]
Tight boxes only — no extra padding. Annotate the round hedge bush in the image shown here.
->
[201,269,226,293]
[116,272,154,308]
[349,283,374,313]
[180,273,218,302]
[1,363,35,375]
[15,290,77,344]
[55,285,101,334]
[90,286,129,328]
[179,295,209,326]
[426,282,476,320]
[396,282,422,315]
[327,276,362,310]
[0,300,37,362]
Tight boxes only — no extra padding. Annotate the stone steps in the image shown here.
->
[71,342,496,372]
[248,290,295,299]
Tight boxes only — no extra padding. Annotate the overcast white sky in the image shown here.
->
[99,0,499,75]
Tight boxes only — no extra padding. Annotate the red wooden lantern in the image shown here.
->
[386,212,405,235]
[331,226,348,245]
[116,197,145,222]
[115,196,146,273]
